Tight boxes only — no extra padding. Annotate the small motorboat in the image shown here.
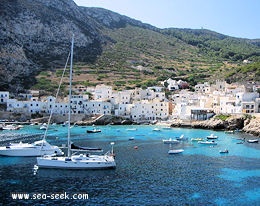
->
[168,149,184,154]
[40,125,47,130]
[175,134,188,141]
[162,138,180,144]
[126,128,137,131]
[198,140,217,145]
[247,139,259,143]
[206,134,218,139]
[219,149,229,154]
[191,138,204,142]
[129,137,135,141]
[2,124,20,130]
[225,130,234,134]
[152,128,161,131]
[86,125,101,133]
[86,128,101,133]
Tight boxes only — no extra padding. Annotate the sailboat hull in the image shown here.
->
[0,148,60,157]
[37,154,116,169]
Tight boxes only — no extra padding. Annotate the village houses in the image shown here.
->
[1,80,259,122]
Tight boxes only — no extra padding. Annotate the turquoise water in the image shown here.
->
[0,125,259,205]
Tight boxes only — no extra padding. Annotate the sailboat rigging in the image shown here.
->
[36,35,116,169]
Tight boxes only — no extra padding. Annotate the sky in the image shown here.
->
[74,0,259,39]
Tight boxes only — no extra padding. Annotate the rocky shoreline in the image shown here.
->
[170,115,260,137]
[1,111,259,137]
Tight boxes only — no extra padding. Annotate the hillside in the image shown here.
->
[0,0,259,94]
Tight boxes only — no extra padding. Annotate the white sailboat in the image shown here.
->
[36,35,116,169]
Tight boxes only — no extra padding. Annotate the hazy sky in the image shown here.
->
[74,0,259,39]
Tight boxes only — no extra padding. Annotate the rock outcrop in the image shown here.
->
[242,118,260,137]
[171,115,260,137]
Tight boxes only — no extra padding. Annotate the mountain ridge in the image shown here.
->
[0,0,259,93]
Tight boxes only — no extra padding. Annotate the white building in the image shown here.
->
[94,84,112,101]
[0,91,9,103]
[130,99,169,121]
[195,82,211,93]
[83,101,112,115]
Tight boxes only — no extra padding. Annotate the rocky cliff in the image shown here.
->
[0,0,159,93]
[0,0,103,92]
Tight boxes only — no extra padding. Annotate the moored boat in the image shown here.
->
[175,134,188,141]
[225,130,234,134]
[36,35,116,170]
[2,124,20,130]
[219,149,229,154]
[191,138,204,142]
[168,149,184,154]
[198,140,217,145]
[86,128,101,133]
[0,140,63,157]
[247,139,259,143]
[206,134,218,139]
[162,138,180,144]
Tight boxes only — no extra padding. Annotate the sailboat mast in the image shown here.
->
[68,34,74,157]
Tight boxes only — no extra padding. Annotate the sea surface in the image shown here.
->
[0,124,259,205]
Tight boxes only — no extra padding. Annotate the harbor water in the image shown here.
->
[0,125,259,205]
